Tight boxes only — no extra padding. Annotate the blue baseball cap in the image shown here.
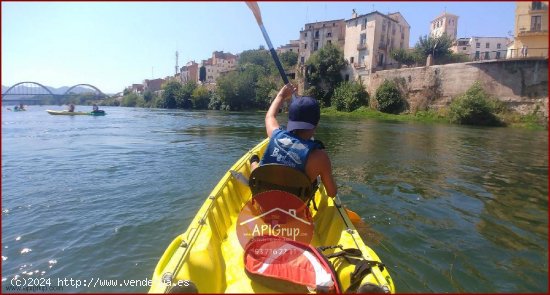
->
[287,96,320,132]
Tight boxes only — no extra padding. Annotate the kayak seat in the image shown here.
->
[249,164,315,203]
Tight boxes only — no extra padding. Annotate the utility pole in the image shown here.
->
[175,51,179,76]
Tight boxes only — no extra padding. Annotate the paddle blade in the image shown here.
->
[246,2,263,25]
[345,207,363,224]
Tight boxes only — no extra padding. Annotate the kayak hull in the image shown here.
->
[149,138,395,293]
[46,110,105,116]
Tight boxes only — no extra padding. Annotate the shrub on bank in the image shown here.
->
[332,81,369,112]
[373,80,405,114]
[448,82,504,126]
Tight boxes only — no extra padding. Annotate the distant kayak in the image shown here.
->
[46,110,106,116]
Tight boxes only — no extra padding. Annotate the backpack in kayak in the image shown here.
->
[244,235,342,293]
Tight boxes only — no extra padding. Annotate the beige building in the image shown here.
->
[509,1,548,58]
[343,10,410,80]
[298,19,346,65]
[180,61,199,84]
[430,12,459,40]
[201,51,238,84]
[276,40,300,55]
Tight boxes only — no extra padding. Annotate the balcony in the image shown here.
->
[518,26,548,37]
[357,43,367,50]
[353,62,366,69]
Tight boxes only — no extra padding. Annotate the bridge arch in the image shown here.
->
[2,81,55,96]
[63,84,106,97]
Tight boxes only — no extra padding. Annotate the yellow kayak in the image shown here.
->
[46,110,91,116]
[149,138,395,293]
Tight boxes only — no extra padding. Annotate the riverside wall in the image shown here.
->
[366,58,548,117]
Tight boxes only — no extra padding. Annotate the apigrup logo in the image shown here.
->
[236,190,314,261]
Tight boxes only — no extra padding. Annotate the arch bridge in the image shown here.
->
[2,82,110,103]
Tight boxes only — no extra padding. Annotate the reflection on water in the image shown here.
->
[2,107,547,293]
[316,117,548,293]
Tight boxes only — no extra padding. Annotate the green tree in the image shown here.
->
[255,75,279,109]
[374,80,404,114]
[390,48,417,67]
[239,49,275,74]
[216,64,265,110]
[449,82,503,126]
[199,66,206,83]
[305,43,347,106]
[414,34,454,64]
[191,86,211,109]
[332,81,369,112]
[162,81,183,109]
[280,51,299,68]
[178,81,197,109]
[121,93,144,107]
[143,90,154,103]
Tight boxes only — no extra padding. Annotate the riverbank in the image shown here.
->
[321,106,547,130]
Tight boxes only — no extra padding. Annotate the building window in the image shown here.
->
[485,42,490,48]
[381,35,385,43]
[532,1,543,10]
[361,19,367,30]
[315,30,320,38]
[476,42,480,48]
[463,47,467,50]
[300,56,305,64]
[350,57,354,63]
[304,32,307,37]
[531,15,542,31]
[497,43,501,49]
[484,52,490,60]
[345,74,350,81]
[475,51,480,60]
[314,41,319,51]
[327,40,332,45]
[327,32,332,37]
[360,33,366,45]
[304,43,308,49]
[496,51,501,59]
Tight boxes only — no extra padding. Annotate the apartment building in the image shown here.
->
[430,12,459,40]
[143,78,165,93]
[298,19,346,65]
[453,37,511,60]
[276,40,300,55]
[180,61,199,84]
[127,84,144,94]
[508,1,548,58]
[201,51,238,84]
[343,10,410,80]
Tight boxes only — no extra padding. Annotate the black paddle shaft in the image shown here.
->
[269,48,289,84]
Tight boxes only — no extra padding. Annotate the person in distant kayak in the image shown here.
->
[250,83,337,197]
[68,104,75,112]
[92,104,99,112]
[19,103,25,110]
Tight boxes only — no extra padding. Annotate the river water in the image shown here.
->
[2,106,548,293]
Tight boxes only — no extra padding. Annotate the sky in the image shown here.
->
[2,1,516,94]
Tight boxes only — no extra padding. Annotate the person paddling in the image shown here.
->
[250,83,337,197]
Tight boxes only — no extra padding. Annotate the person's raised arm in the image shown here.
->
[265,84,296,138]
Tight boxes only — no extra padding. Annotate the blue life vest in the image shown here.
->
[260,129,319,172]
